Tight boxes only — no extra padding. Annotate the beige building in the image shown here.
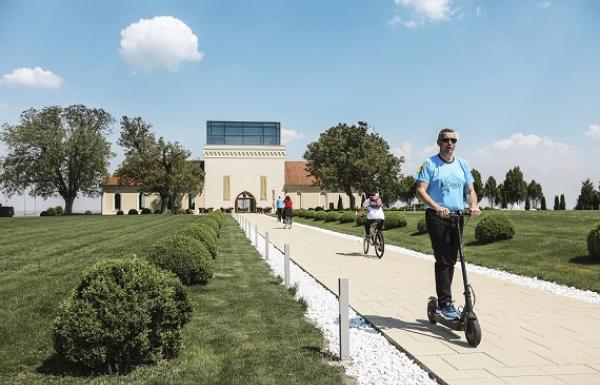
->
[101,121,359,214]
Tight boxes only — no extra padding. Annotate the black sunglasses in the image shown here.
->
[441,138,457,144]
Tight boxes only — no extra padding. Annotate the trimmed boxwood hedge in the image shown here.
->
[146,234,215,285]
[588,222,600,258]
[417,218,427,233]
[382,212,407,230]
[339,212,355,223]
[52,258,191,373]
[324,212,340,222]
[177,223,218,259]
[314,211,327,221]
[474,212,516,243]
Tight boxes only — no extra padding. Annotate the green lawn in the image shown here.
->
[0,215,346,385]
[293,210,600,293]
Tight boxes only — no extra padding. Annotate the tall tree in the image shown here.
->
[397,175,417,207]
[304,122,403,208]
[471,168,484,203]
[575,178,596,210]
[560,194,566,210]
[540,195,547,210]
[0,105,114,214]
[483,176,497,207]
[497,183,508,209]
[116,116,204,212]
[554,195,560,210]
[503,166,528,208]
[525,197,531,210]
[527,180,543,209]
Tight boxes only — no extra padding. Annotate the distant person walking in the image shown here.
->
[276,196,284,222]
[415,128,481,321]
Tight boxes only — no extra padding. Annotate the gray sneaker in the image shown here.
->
[439,302,461,320]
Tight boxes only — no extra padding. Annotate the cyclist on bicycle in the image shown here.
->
[361,192,384,238]
[283,195,293,226]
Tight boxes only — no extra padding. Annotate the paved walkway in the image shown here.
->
[243,214,600,385]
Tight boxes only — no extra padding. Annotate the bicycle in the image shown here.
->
[363,220,384,258]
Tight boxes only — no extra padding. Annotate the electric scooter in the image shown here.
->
[426,210,482,347]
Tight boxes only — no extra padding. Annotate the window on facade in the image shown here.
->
[139,193,144,210]
[188,195,196,210]
[223,176,230,201]
[206,121,281,145]
[260,176,267,200]
[114,193,121,211]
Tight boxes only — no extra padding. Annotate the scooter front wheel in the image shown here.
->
[427,297,438,324]
[465,315,482,347]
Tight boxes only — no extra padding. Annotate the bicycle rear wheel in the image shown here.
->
[375,231,384,258]
[363,234,370,254]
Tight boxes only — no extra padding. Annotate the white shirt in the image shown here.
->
[363,197,385,220]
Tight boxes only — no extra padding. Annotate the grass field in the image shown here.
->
[0,215,346,385]
[293,210,600,293]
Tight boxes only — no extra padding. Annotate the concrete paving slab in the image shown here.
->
[242,214,600,385]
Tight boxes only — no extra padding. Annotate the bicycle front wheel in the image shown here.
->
[363,235,370,254]
[375,231,384,258]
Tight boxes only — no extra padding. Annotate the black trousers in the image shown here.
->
[425,209,464,306]
[364,219,384,235]
[276,208,283,222]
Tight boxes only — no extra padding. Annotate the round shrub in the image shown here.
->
[203,216,221,233]
[40,210,49,217]
[116,210,124,215]
[325,212,340,222]
[178,224,218,259]
[314,211,327,221]
[46,207,57,216]
[303,210,316,219]
[339,212,355,224]
[588,222,600,258]
[193,221,218,241]
[141,208,152,215]
[417,218,427,233]
[52,258,191,372]
[185,209,194,214]
[474,212,516,243]
[383,212,407,230]
[146,234,215,285]
[293,208,305,218]
[356,214,366,226]
[128,209,139,215]
[55,206,64,215]
[84,210,92,215]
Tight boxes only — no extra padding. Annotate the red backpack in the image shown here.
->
[369,196,382,208]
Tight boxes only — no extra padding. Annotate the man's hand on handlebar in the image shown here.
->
[434,205,450,218]
[469,206,481,217]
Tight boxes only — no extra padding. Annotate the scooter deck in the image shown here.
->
[434,315,464,331]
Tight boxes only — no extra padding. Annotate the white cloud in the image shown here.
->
[476,6,483,17]
[394,141,413,159]
[585,124,600,140]
[391,0,456,28]
[119,16,203,73]
[281,128,305,144]
[538,0,551,9]
[490,132,569,153]
[1,67,63,89]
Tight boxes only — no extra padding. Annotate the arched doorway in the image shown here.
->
[235,191,256,213]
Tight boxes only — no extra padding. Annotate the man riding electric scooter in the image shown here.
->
[416,128,482,347]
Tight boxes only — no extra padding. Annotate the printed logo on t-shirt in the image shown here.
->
[441,175,462,196]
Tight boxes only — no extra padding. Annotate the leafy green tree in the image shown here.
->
[560,194,566,210]
[116,116,204,212]
[0,105,114,214]
[471,168,484,203]
[503,166,528,208]
[379,178,401,208]
[554,195,560,210]
[527,180,543,209]
[525,197,531,210]
[303,122,403,209]
[575,179,596,210]
[483,176,497,207]
[396,175,417,207]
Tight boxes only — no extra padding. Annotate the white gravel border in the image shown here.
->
[235,215,439,385]
[292,221,600,305]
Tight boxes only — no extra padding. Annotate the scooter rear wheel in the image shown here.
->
[465,317,482,347]
[427,297,438,324]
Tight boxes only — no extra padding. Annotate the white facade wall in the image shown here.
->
[202,145,286,210]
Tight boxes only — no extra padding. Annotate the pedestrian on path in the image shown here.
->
[276,196,284,222]
[415,128,481,321]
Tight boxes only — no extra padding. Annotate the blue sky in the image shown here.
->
[1,0,599,213]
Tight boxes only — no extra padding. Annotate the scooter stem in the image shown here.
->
[456,216,474,313]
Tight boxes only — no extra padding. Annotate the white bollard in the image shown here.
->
[339,278,350,362]
[265,232,269,260]
[284,244,290,287]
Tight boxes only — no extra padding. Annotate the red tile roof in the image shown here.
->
[105,176,140,187]
[285,161,318,186]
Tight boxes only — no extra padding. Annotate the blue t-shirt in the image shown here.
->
[276,199,285,209]
[415,155,474,211]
